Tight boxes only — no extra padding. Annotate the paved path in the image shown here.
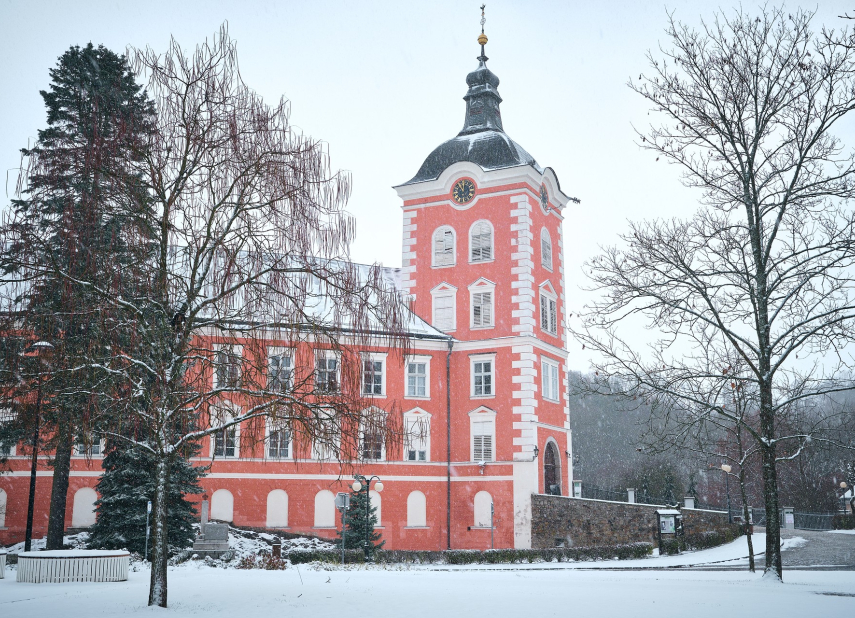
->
[778,528,855,568]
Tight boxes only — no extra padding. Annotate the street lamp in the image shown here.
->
[840,481,849,515]
[721,464,733,524]
[351,475,383,560]
[22,340,54,552]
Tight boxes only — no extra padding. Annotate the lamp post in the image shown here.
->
[840,481,849,515]
[22,340,54,552]
[721,464,733,523]
[351,475,383,561]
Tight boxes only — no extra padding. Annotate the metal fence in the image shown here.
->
[575,484,838,530]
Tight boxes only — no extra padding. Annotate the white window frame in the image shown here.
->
[542,356,560,402]
[360,408,386,462]
[314,350,340,393]
[432,226,456,267]
[541,227,553,271]
[403,408,431,462]
[311,406,340,461]
[405,355,431,399]
[470,353,496,398]
[540,285,558,336]
[361,352,387,398]
[469,220,494,263]
[74,434,105,458]
[266,420,292,460]
[210,401,241,459]
[431,283,457,332]
[469,407,497,462]
[267,346,293,393]
[214,343,243,390]
[468,278,496,330]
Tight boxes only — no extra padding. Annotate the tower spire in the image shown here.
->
[478,4,488,60]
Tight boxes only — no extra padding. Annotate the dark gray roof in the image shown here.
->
[402,54,542,186]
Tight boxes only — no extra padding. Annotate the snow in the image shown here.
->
[1,555,851,617]
[18,550,129,558]
[827,529,855,535]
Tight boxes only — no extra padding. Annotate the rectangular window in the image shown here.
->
[362,359,384,396]
[213,426,237,458]
[542,358,560,402]
[75,435,103,456]
[268,350,293,393]
[472,421,494,462]
[472,291,493,328]
[433,294,455,331]
[215,345,242,389]
[540,294,558,335]
[473,359,493,397]
[268,427,291,459]
[315,354,338,393]
[407,362,427,398]
[405,416,429,461]
[362,429,384,461]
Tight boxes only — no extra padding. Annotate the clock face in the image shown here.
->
[540,184,549,211]
[452,178,476,204]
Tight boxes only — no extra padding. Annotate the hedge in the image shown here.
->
[283,542,654,565]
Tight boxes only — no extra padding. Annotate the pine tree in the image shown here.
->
[87,441,204,557]
[2,43,155,549]
[337,475,384,556]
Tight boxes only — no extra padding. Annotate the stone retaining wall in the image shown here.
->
[530,494,733,549]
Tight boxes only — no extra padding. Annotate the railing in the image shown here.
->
[580,484,630,503]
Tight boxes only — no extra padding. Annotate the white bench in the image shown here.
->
[16,550,129,583]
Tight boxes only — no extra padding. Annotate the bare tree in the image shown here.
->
[573,7,855,580]
[8,27,410,607]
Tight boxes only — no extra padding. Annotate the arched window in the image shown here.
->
[314,490,336,527]
[541,228,553,271]
[266,489,289,528]
[473,491,493,528]
[469,220,493,262]
[72,487,97,527]
[211,489,234,522]
[407,490,427,527]
[432,226,456,267]
[544,441,561,495]
[0,488,7,528]
[370,490,382,526]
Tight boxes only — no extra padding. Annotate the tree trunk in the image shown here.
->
[46,419,73,550]
[760,440,782,579]
[738,467,755,573]
[148,456,169,608]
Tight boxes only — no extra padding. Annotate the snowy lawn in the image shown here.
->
[1,560,852,617]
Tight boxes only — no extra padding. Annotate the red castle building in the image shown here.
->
[0,34,574,551]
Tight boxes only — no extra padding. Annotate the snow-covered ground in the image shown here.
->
[828,529,855,535]
[2,534,852,617]
[1,558,851,617]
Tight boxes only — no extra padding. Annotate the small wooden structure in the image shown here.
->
[16,550,129,583]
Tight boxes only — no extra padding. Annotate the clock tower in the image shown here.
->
[393,15,575,549]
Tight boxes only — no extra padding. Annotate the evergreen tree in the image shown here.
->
[337,475,384,555]
[1,43,155,549]
[87,441,204,557]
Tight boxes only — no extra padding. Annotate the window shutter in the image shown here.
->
[471,222,492,262]
[434,229,454,266]
[542,230,553,270]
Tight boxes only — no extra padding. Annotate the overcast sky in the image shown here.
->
[1,1,852,369]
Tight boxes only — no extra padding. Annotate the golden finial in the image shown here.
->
[478,5,488,48]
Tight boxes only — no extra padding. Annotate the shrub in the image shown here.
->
[287,549,364,564]
[832,514,855,530]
